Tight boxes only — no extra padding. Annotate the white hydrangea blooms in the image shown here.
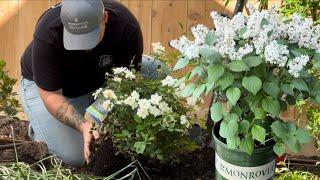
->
[137,107,149,119]
[149,105,162,117]
[287,55,310,77]
[169,6,319,77]
[152,42,165,54]
[150,93,162,105]
[191,24,210,45]
[112,67,136,80]
[103,89,117,100]
[283,14,318,50]
[113,77,122,83]
[264,40,289,67]
[130,91,140,100]
[161,76,178,87]
[123,96,138,109]
[170,24,210,59]
[159,101,172,114]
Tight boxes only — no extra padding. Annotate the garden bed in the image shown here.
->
[0,116,319,179]
[0,116,48,164]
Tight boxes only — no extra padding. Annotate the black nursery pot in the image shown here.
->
[212,121,276,180]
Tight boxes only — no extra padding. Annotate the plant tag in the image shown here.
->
[85,96,109,126]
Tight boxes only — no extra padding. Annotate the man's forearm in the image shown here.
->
[38,88,85,132]
[55,101,85,132]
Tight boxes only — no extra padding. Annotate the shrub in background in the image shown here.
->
[0,60,19,118]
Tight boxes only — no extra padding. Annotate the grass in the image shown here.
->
[276,161,320,180]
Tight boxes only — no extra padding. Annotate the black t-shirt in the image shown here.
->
[21,0,143,98]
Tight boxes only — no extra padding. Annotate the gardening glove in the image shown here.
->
[81,121,100,164]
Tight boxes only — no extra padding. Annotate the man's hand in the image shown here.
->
[81,121,100,164]
[38,87,100,164]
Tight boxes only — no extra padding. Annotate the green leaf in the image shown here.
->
[281,84,294,96]
[271,121,287,139]
[286,122,297,134]
[243,56,262,68]
[295,128,311,144]
[285,135,300,153]
[190,66,202,78]
[238,27,247,38]
[182,83,195,97]
[316,94,320,104]
[134,141,146,154]
[226,87,241,106]
[239,136,254,154]
[263,82,280,98]
[251,125,266,143]
[210,102,224,122]
[262,96,280,116]
[314,60,320,71]
[205,31,217,46]
[219,117,238,138]
[228,60,249,72]
[205,81,215,95]
[134,115,142,124]
[208,64,224,82]
[292,79,309,92]
[290,47,310,57]
[200,48,222,63]
[242,76,262,95]
[193,84,206,98]
[261,18,268,27]
[314,52,320,61]
[173,57,189,71]
[239,120,250,134]
[273,143,286,156]
[219,120,229,138]
[251,106,267,119]
[218,72,234,90]
[226,136,240,149]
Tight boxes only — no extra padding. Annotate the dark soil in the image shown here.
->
[0,116,49,164]
[0,116,30,141]
[91,138,216,180]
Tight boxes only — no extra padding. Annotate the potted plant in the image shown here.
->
[169,5,320,179]
[86,67,202,164]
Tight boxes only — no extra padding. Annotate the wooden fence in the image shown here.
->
[1,0,283,79]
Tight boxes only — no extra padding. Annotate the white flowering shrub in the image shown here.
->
[170,6,320,156]
[94,67,201,161]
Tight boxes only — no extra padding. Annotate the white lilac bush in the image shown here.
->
[93,67,201,161]
[170,6,320,156]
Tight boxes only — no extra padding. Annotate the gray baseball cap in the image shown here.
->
[60,0,104,50]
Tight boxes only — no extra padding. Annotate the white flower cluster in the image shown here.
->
[101,89,118,111]
[191,24,210,45]
[169,5,320,77]
[112,67,135,80]
[170,24,210,59]
[112,89,173,120]
[282,14,320,51]
[152,42,166,54]
[287,55,310,77]
[161,76,178,87]
[264,40,289,67]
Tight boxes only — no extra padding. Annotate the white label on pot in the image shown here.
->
[215,152,275,180]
